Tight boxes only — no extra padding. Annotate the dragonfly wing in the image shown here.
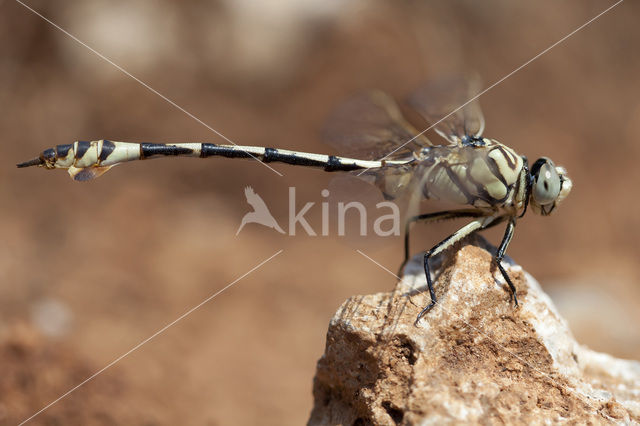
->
[323,90,432,161]
[353,162,416,201]
[328,162,421,230]
[408,76,485,145]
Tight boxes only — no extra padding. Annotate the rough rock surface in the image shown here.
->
[309,236,640,425]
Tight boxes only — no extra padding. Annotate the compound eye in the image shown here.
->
[533,162,561,205]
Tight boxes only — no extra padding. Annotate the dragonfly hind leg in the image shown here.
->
[415,218,487,325]
[398,209,484,277]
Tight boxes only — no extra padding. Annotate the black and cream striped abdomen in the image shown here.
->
[25,140,408,181]
[418,139,524,209]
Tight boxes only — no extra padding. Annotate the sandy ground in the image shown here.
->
[1,1,640,424]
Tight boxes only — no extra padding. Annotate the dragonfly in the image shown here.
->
[17,78,572,324]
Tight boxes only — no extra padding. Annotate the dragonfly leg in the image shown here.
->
[495,216,518,306]
[399,209,483,277]
[414,217,487,325]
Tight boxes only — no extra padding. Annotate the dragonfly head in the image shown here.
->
[529,157,572,216]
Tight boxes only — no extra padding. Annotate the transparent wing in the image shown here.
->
[352,162,416,201]
[408,76,485,145]
[330,162,423,231]
[323,90,432,161]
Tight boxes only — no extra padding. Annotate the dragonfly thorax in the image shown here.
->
[418,139,526,211]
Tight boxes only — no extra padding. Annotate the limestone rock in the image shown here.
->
[309,236,640,425]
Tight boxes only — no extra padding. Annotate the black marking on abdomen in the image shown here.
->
[75,141,91,159]
[43,148,56,161]
[201,144,253,159]
[324,156,361,172]
[99,140,116,161]
[56,144,73,157]
[264,148,327,168]
[262,147,278,162]
[140,143,194,158]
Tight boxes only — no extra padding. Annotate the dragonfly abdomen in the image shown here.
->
[18,140,411,181]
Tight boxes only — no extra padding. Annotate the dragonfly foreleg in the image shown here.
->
[415,217,494,325]
[399,209,484,277]
[495,216,518,306]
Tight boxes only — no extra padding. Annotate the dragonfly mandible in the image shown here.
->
[17,78,572,324]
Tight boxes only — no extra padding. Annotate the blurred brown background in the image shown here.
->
[1,0,639,424]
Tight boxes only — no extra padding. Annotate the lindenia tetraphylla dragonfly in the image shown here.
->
[18,78,572,324]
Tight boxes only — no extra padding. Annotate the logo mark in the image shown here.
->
[236,186,285,235]
[236,186,401,237]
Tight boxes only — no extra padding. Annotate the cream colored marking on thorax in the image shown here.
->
[419,140,525,210]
